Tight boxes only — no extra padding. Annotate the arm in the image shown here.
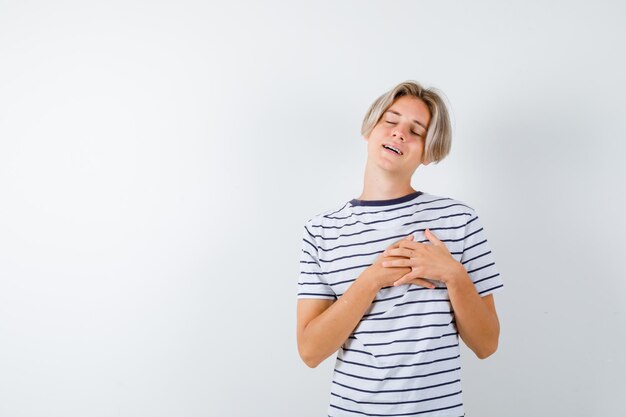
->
[296,236,432,368]
[446,273,500,359]
[296,275,378,368]
[382,229,501,359]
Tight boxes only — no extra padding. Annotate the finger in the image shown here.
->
[398,240,422,251]
[424,228,444,247]
[407,278,436,289]
[383,248,414,258]
[381,258,412,268]
[393,273,435,289]
[392,271,418,286]
[386,236,412,251]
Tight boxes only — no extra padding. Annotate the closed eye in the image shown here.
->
[385,121,421,136]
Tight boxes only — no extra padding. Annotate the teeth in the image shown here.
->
[383,144,402,155]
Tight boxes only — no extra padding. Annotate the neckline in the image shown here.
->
[349,190,423,207]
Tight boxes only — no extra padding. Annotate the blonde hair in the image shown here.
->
[361,80,452,164]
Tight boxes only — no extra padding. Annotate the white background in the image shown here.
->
[1,1,625,416]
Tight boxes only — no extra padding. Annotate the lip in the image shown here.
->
[382,143,404,156]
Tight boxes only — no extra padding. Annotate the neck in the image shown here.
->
[357,159,416,201]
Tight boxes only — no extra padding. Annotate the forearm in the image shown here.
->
[299,272,379,368]
[447,270,500,359]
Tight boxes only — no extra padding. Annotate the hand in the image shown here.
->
[361,235,431,290]
[381,228,465,287]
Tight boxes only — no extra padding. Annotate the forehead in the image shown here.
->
[385,96,431,128]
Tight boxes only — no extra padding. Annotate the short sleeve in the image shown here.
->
[297,222,336,300]
[460,209,504,297]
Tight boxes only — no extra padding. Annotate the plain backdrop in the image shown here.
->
[1,1,625,416]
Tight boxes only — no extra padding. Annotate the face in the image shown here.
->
[363,95,432,176]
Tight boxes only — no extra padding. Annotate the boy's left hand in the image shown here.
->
[381,228,466,287]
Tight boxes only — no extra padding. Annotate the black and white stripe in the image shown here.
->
[298,191,503,416]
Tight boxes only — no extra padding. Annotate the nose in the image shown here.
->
[392,127,407,142]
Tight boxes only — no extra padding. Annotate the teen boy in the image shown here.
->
[297,80,503,416]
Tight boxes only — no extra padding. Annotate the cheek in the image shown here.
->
[373,123,389,134]
[409,142,425,154]
[368,128,385,144]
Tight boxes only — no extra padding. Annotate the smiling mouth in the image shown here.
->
[382,144,403,155]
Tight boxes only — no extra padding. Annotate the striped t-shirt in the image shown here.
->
[298,190,504,417]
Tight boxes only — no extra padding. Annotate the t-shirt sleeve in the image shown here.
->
[460,208,504,297]
[297,222,336,300]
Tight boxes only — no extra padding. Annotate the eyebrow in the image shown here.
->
[385,110,427,130]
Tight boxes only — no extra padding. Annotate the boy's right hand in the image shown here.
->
[361,235,436,290]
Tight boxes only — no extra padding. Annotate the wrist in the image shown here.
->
[357,268,382,295]
[444,263,472,291]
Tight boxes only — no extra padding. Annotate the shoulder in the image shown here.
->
[300,200,353,248]
[420,191,477,216]
[302,200,352,229]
